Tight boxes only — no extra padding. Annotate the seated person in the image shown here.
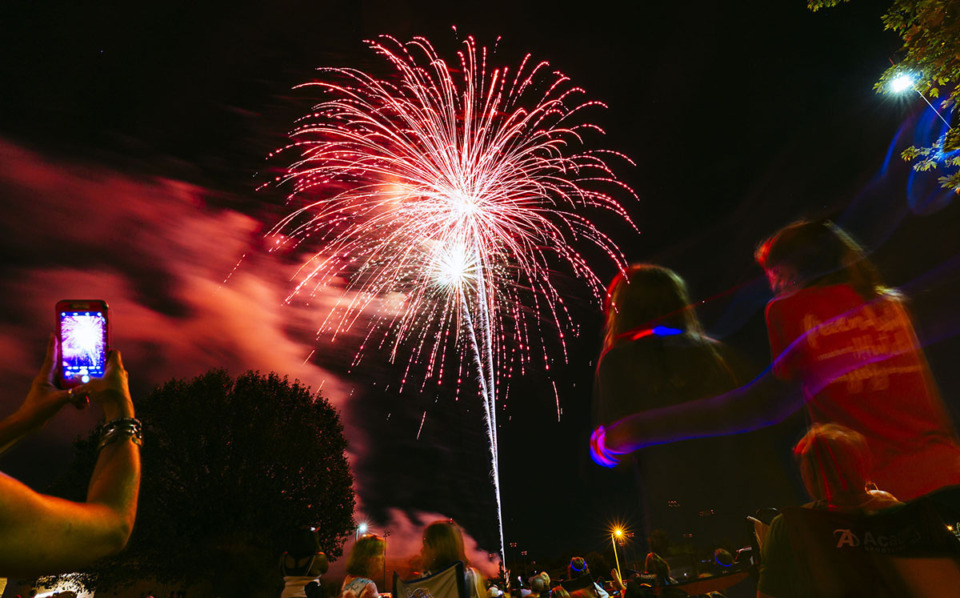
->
[562,557,609,598]
[529,573,549,598]
[643,530,677,586]
[341,534,385,598]
[281,526,329,598]
[419,519,485,598]
[758,423,902,598]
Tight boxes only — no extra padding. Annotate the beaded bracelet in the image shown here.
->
[98,417,143,452]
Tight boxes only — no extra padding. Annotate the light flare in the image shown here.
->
[889,73,916,94]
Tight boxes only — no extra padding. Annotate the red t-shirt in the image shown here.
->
[766,284,960,499]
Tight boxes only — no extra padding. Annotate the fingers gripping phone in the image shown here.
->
[56,300,110,389]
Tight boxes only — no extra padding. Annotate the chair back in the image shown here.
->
[394,562,468,598]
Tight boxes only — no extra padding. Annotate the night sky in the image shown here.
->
[1,0,959,586]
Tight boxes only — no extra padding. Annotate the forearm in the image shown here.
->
[602,373,803,454]
[2,429,143,576]
[85,394,140,547]
[0,343,140,577]
[0,411,35,454]
[85,434,141,550]
[0,449,138,578]
[601,325,914,456]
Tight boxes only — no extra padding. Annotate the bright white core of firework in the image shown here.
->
[451,191,481,219]
[430,241,476,289]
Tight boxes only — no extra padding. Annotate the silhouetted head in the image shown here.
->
[603,264,702,349]
[289,527,322,559]
[755,220,884,299]
[568,556,589,579]
[346,534,385,577]
[530,574,547,596]
[421,519,469,571]
[794,423,873,505]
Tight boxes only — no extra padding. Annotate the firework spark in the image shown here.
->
[269,33,637,559]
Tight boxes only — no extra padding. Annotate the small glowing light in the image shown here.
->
[357,522,368,534]
[613,528,623,537]
[889,73,916,94]
[652,326,683,337]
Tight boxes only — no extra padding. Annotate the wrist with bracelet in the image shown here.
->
[97,417,143,451]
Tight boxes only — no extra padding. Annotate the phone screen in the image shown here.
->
[59,309,108,385]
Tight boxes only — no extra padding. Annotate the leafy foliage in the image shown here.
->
[51,370,355,597]
[808,0,960,191]
[807,0,850,11]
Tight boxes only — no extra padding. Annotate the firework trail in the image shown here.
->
[269,33,637,562]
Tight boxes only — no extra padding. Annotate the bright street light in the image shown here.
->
[889,73,916,94]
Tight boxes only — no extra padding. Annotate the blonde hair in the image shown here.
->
[345,534,385,577]
[794,423,872,502]
[422,519,469,571]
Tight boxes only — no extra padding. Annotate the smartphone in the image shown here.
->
[56,300,110,389]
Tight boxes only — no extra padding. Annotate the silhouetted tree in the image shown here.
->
[51,369,354,597]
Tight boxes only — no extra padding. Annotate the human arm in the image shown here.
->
[591,370,805,466]
[358,580,379,598]
[589,295,900,466]
[0,347,140,577]
[589,323,809,468]
[0,336,88,454]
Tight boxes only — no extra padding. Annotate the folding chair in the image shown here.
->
[394,561,469,598]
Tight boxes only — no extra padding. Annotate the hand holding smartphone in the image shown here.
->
[56,300,110,389]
